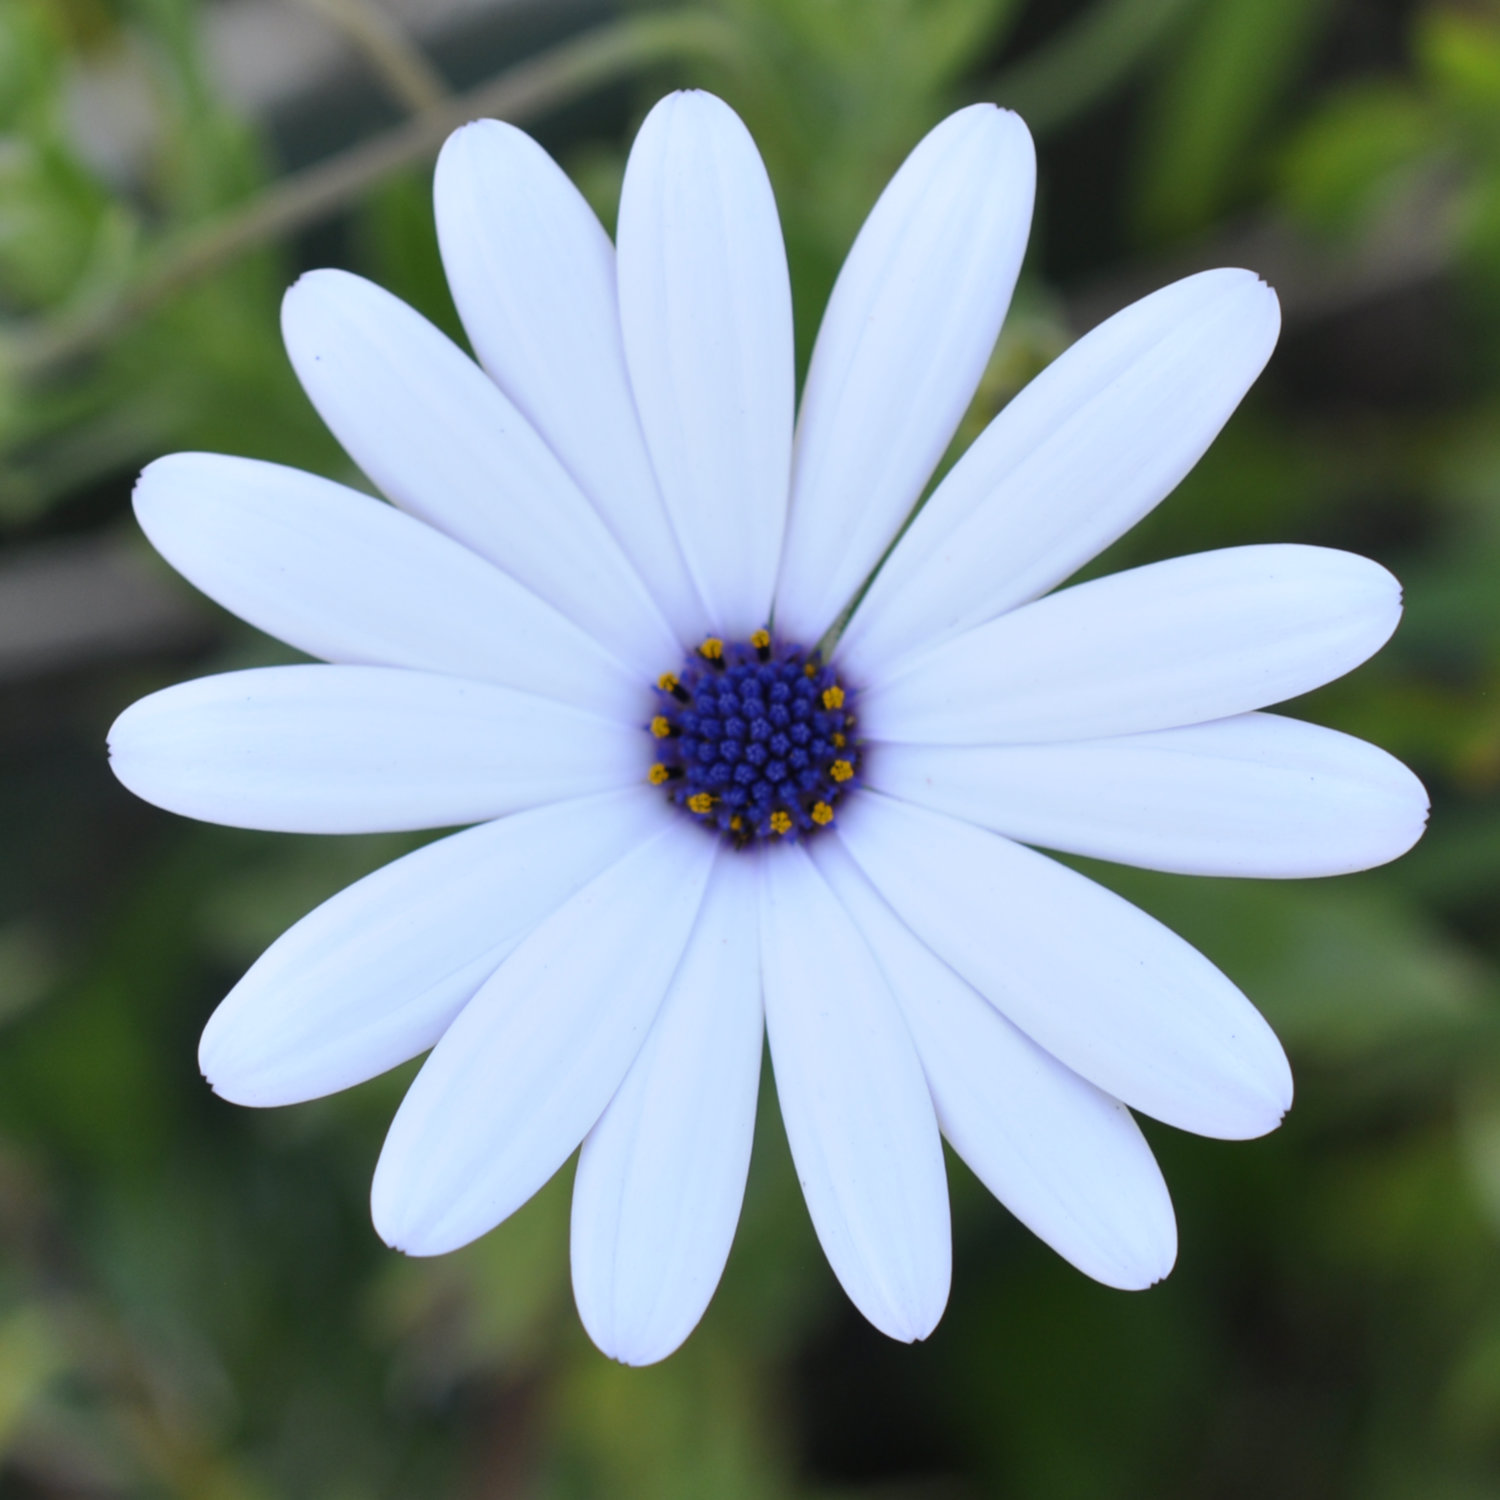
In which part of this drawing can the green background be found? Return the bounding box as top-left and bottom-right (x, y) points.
(2, 0), (1498, 1493)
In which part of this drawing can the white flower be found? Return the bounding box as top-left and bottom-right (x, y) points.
(108, 91), (1427, 1365)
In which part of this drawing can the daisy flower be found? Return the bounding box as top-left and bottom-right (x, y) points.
(108, 91), (1427, 1365)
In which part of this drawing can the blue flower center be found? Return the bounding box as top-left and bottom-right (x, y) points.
(647, 633), (860, 847)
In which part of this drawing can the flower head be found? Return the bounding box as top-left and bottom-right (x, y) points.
(108, 92), (1427, 1364)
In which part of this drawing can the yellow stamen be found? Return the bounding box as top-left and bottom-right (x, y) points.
(811, 801), (834, 826)
(822, 685), (845, 710)
(804, 662), (816, 677)
(687, 792), (716, 815)
(650, 715), (672, 738)
(699, 637), (724, 662)
(831, 732), (846, 748)
(830, 759), (854, 783)
(730, 815), (743, 832)
(769, 810), (793, 835)
(658, 672), (679, 693)
(648, 763), (670, 786)
(750, 628), (771, 650)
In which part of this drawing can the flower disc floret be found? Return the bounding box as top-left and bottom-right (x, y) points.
(649, 634), (859, 846)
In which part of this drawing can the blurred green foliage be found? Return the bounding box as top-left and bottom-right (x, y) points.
(0, 0), (1499, 1494)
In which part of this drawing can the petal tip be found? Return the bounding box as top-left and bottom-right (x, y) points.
(1139, 1220), (1180, 1290)
(133, 450), (183, 493)
(371, 1159), (484, 1259)
(369, 1186), (415, 1255)
(202, 1069), (255, 1108)
(280, 268), (318, 310)
(892, 1302), (946, 1345)
(1228, 1075), (1294, 1142)
(441, 116), (491, 150)
(199, 1024), (296, 1109)
(865, 1275), (950, 1345)
(131, 450), (217, 532)
(939, 98), (1036, 171)
(642, 86), (746, 142)
(200, 1049), (282, 1109)
(599, 1327), (685, 1369)
(103, 704), (140, 773)
(281, 266), (365, 331)
(436, 114), (529, 176)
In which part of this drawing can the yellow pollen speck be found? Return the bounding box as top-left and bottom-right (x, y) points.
(700, 637), (724, 661)
(822, 685), (845, 709)
(658, 672), (679, 693)
(804, 663), (816, 677)
(831, 732), (846, 748)
(811, 802), (834, 826)
(750, 629), (771, 650)
(830, 759), (854, 783)
(770, 810), (793, 835)
(687, 792), (716, 814)
(648, 763), (670, 786)
(730, 815), (743, 831)
(650, 715), (672, 738)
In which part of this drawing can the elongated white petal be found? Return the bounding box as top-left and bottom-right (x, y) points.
(841, 270), (1280, 674)
(775, 105), (1035, 643)
(372, 821), (717, 1256)
(838, 793), (1292, 1139)
(202, 789), (669, 1106)
(135, 452), (643, 720)
(108, 665), (642, 833)
(571, 854), (762, 1366)
(434, 121), (705, 640)
(812, 837), (1176, 1290)
(281, 269), (679, 674)
(860, 545), (1401, 746)
(617, 91), (794, 637)
(759, 845), (950, 1341)
(869, 713), (1429, 878)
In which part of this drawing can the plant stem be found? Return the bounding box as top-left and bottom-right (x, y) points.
(4, 10), (733, 383)
(294, 0), (450, 114)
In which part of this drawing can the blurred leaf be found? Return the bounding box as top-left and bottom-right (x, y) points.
(373, 1166), (576, 1387)
(1420, 6), (1500, 128)
(993, 0), (1200, 136)
(0, 1305), (65, 1453)
(1088, 866), (1483, 1066)
(1457, 1081), (1500, 1240)
(353, 170), (463, 345)
(1135, 0), (1334, 239)
(0, 922), (57, 1028)
(550, 1330), (790, 1500)
(1276, 84), (1444, 238)
(197, 833), (419, 971)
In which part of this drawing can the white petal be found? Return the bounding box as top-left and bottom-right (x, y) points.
(616, 91), (794, 637)
(837, 793), (1292, 1139)
(108, 665), (642, 833)
(774, 105), (1036, 643)
(371, 820), (717, 1256)
(859, 545), (1402, 746)
(841, 269), (1281, 675)
(433, 121), (705, 640)
(571, 853), (762, 1365)
(135, 452), (643, 720)
(201, 789), (669, 1106)
(868, 713), (1429, 878)
(811, 835), (1176, 1290)
(281, 269), (679, 675)
(759, 845), (950, 1341)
